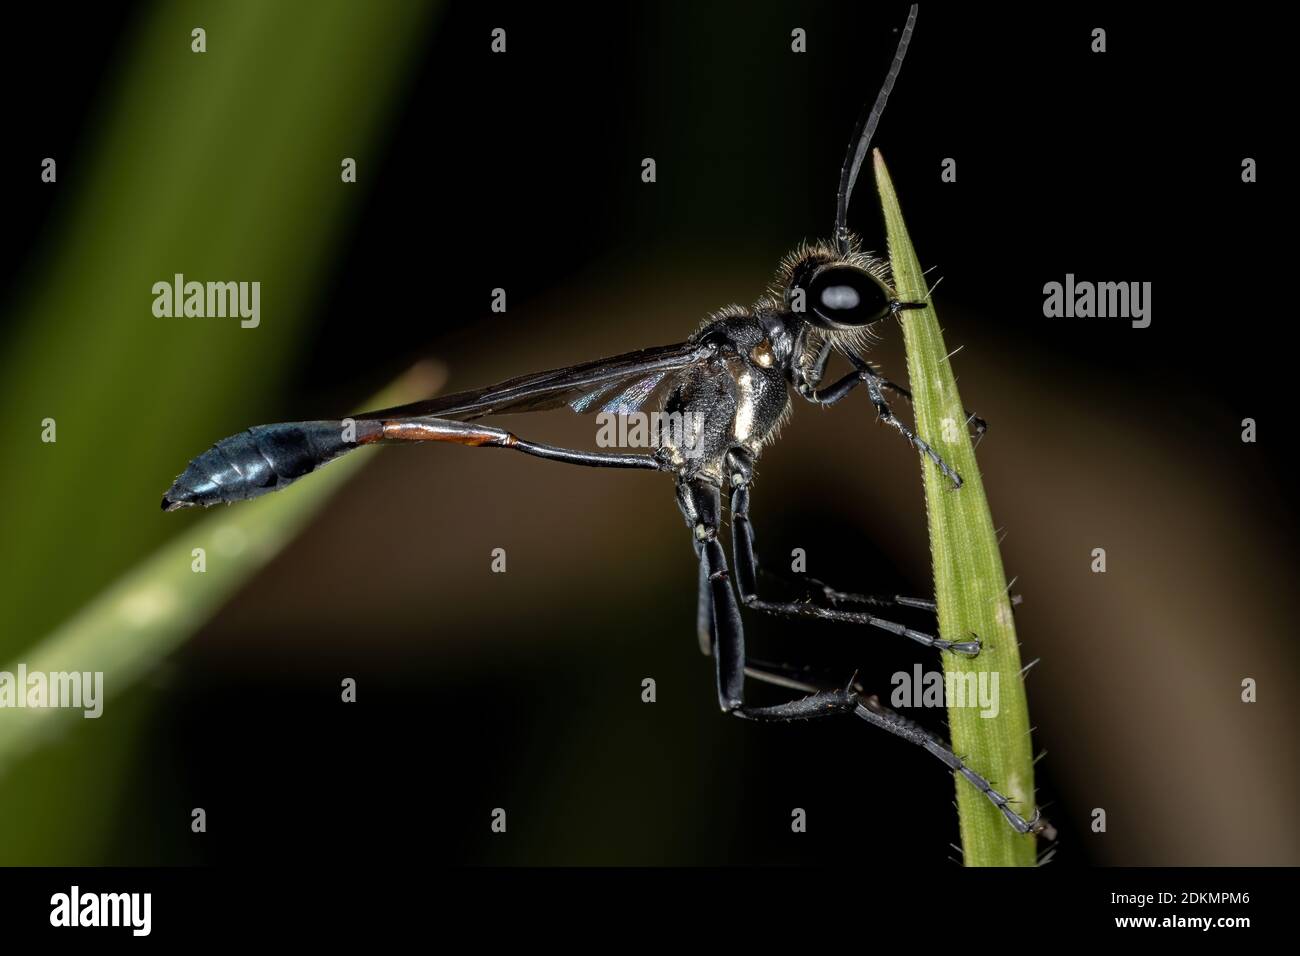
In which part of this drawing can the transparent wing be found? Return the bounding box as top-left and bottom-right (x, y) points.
(356, 341), (711, 422)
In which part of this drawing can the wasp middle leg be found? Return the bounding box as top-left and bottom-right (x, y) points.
(723, 449), (980, 656)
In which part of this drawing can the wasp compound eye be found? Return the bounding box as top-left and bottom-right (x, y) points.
(806, 266), (892, 330)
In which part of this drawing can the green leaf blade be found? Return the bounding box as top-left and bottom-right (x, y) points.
(873, 150), (1038, 867)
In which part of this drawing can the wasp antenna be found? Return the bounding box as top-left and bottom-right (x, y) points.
(834, 3), (918, 255)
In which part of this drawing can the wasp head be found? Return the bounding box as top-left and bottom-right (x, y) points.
(774, 238), (903, 333)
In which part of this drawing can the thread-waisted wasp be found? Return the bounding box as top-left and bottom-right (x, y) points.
(163, 5), (1048, 837)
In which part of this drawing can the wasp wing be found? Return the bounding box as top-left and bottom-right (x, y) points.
(357, 341), (711, 422)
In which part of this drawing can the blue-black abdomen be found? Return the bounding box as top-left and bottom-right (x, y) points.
(162, 421), (359, 510)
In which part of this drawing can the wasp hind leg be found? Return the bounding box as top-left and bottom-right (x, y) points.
(676, 476), (861, 719)
(679, 474), (1047, 836)
(680, 493), (1046, 835)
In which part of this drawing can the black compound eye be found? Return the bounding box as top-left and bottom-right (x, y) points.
(806, 266), (891, 329)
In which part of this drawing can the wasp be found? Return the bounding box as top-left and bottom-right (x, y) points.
(164, 5), (1047, 836)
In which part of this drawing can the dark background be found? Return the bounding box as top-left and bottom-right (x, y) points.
(1, 2), (1292, 866)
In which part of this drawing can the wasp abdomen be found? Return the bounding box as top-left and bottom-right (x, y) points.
(161, 421), (365, 510)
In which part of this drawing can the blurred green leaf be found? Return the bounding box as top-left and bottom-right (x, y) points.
(0, 0), (437, 863)
(0, 363), (441, 777)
